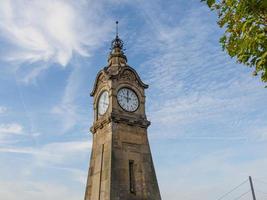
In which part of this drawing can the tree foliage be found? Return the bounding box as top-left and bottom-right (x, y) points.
(202, 0), (267, 83)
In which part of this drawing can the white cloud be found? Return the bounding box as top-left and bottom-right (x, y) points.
(158, 148), (267, 200)
(0, 106), (7, 114)
(127, 3), (267, 141)
(0, 123), (23, 134)
(0, 0), (84, 65)
(52, 103), (78, 133)
(0, 180), (82, 200)
(0, 0), (112, 82)
(36, 140), (91, 165)
(0, 140), (91, 165)
(0, 1), (266, 200)
(51, 63), (88, 133)
(0, 139), (91, 199)
(251, 126), (267, 142)
(0, 123), (24, 144)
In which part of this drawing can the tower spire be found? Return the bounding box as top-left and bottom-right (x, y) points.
(116, 21), (119, 38)
(108, 21), (127, 66)
(111, 21), (124, 50)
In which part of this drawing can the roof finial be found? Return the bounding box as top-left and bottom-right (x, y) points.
(108, 20), (127, 63)
(111, 21), (124, 50)
(116, 21), (119, 37)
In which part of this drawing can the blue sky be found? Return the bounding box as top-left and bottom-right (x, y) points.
(0, 0), (267, 199)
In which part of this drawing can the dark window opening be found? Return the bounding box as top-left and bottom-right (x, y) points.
(129, 160), (135, 194)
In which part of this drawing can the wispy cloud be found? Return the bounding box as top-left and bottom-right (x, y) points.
(0, 0), (86, 65)
(251, 126), (267, 142)
(35, 140), (91, 166)
(51, 62), (90, 133)
(0, 139), (91, 165)
(0, 122), (24, 144)
(127, 3), (267, 141)
(158, 147), (267, 200)
(0, 123), (23, 134)
(0, 1), (266, 200)
(0, 0), (112, 82)
(0, 180), (82, 200)
(0, 139), (91, 199)
(0, 106), (7, 114)
(0, 141), (90, 199)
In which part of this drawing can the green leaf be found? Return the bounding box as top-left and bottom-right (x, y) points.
(202, 0), (267, 83)
(207, 0), (215, 7)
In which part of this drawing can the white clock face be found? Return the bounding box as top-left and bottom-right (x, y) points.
(98, 91), (109, 115)
(117, 88), (139, 112)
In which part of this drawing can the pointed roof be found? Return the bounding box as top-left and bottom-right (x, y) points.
(107, 21), (127, 66)
(90, 22), (149, 97)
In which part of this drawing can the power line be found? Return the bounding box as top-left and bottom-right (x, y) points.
(256, 189), (267, 195)
(232, 190), (250, 200)
(216, 179), (249, 200)
(254, 178), (267, 185)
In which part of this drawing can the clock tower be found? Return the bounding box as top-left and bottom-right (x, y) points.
(84, 23), (161, 200)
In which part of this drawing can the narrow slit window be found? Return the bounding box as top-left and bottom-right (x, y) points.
(129, 160), (135, 194)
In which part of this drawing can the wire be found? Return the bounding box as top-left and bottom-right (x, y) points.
(232, 190), (250, 200)
(256, 189), (267, 195)
(216, 179), (249, 200)
(254, 178), (267, 185)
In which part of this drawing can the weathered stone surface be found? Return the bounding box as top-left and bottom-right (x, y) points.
(84, 39), (161, 200)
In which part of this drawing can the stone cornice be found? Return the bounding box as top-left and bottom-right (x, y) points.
(90, 116), (111, 134)
(110, 112), (150, 128)
(90, 112), (150, 134)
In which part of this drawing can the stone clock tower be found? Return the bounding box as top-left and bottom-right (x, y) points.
(84, 25), (161, 200)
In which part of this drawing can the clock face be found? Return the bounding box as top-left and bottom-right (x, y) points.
(98, 91), (109, 115)
(117, 88), (139, 112)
